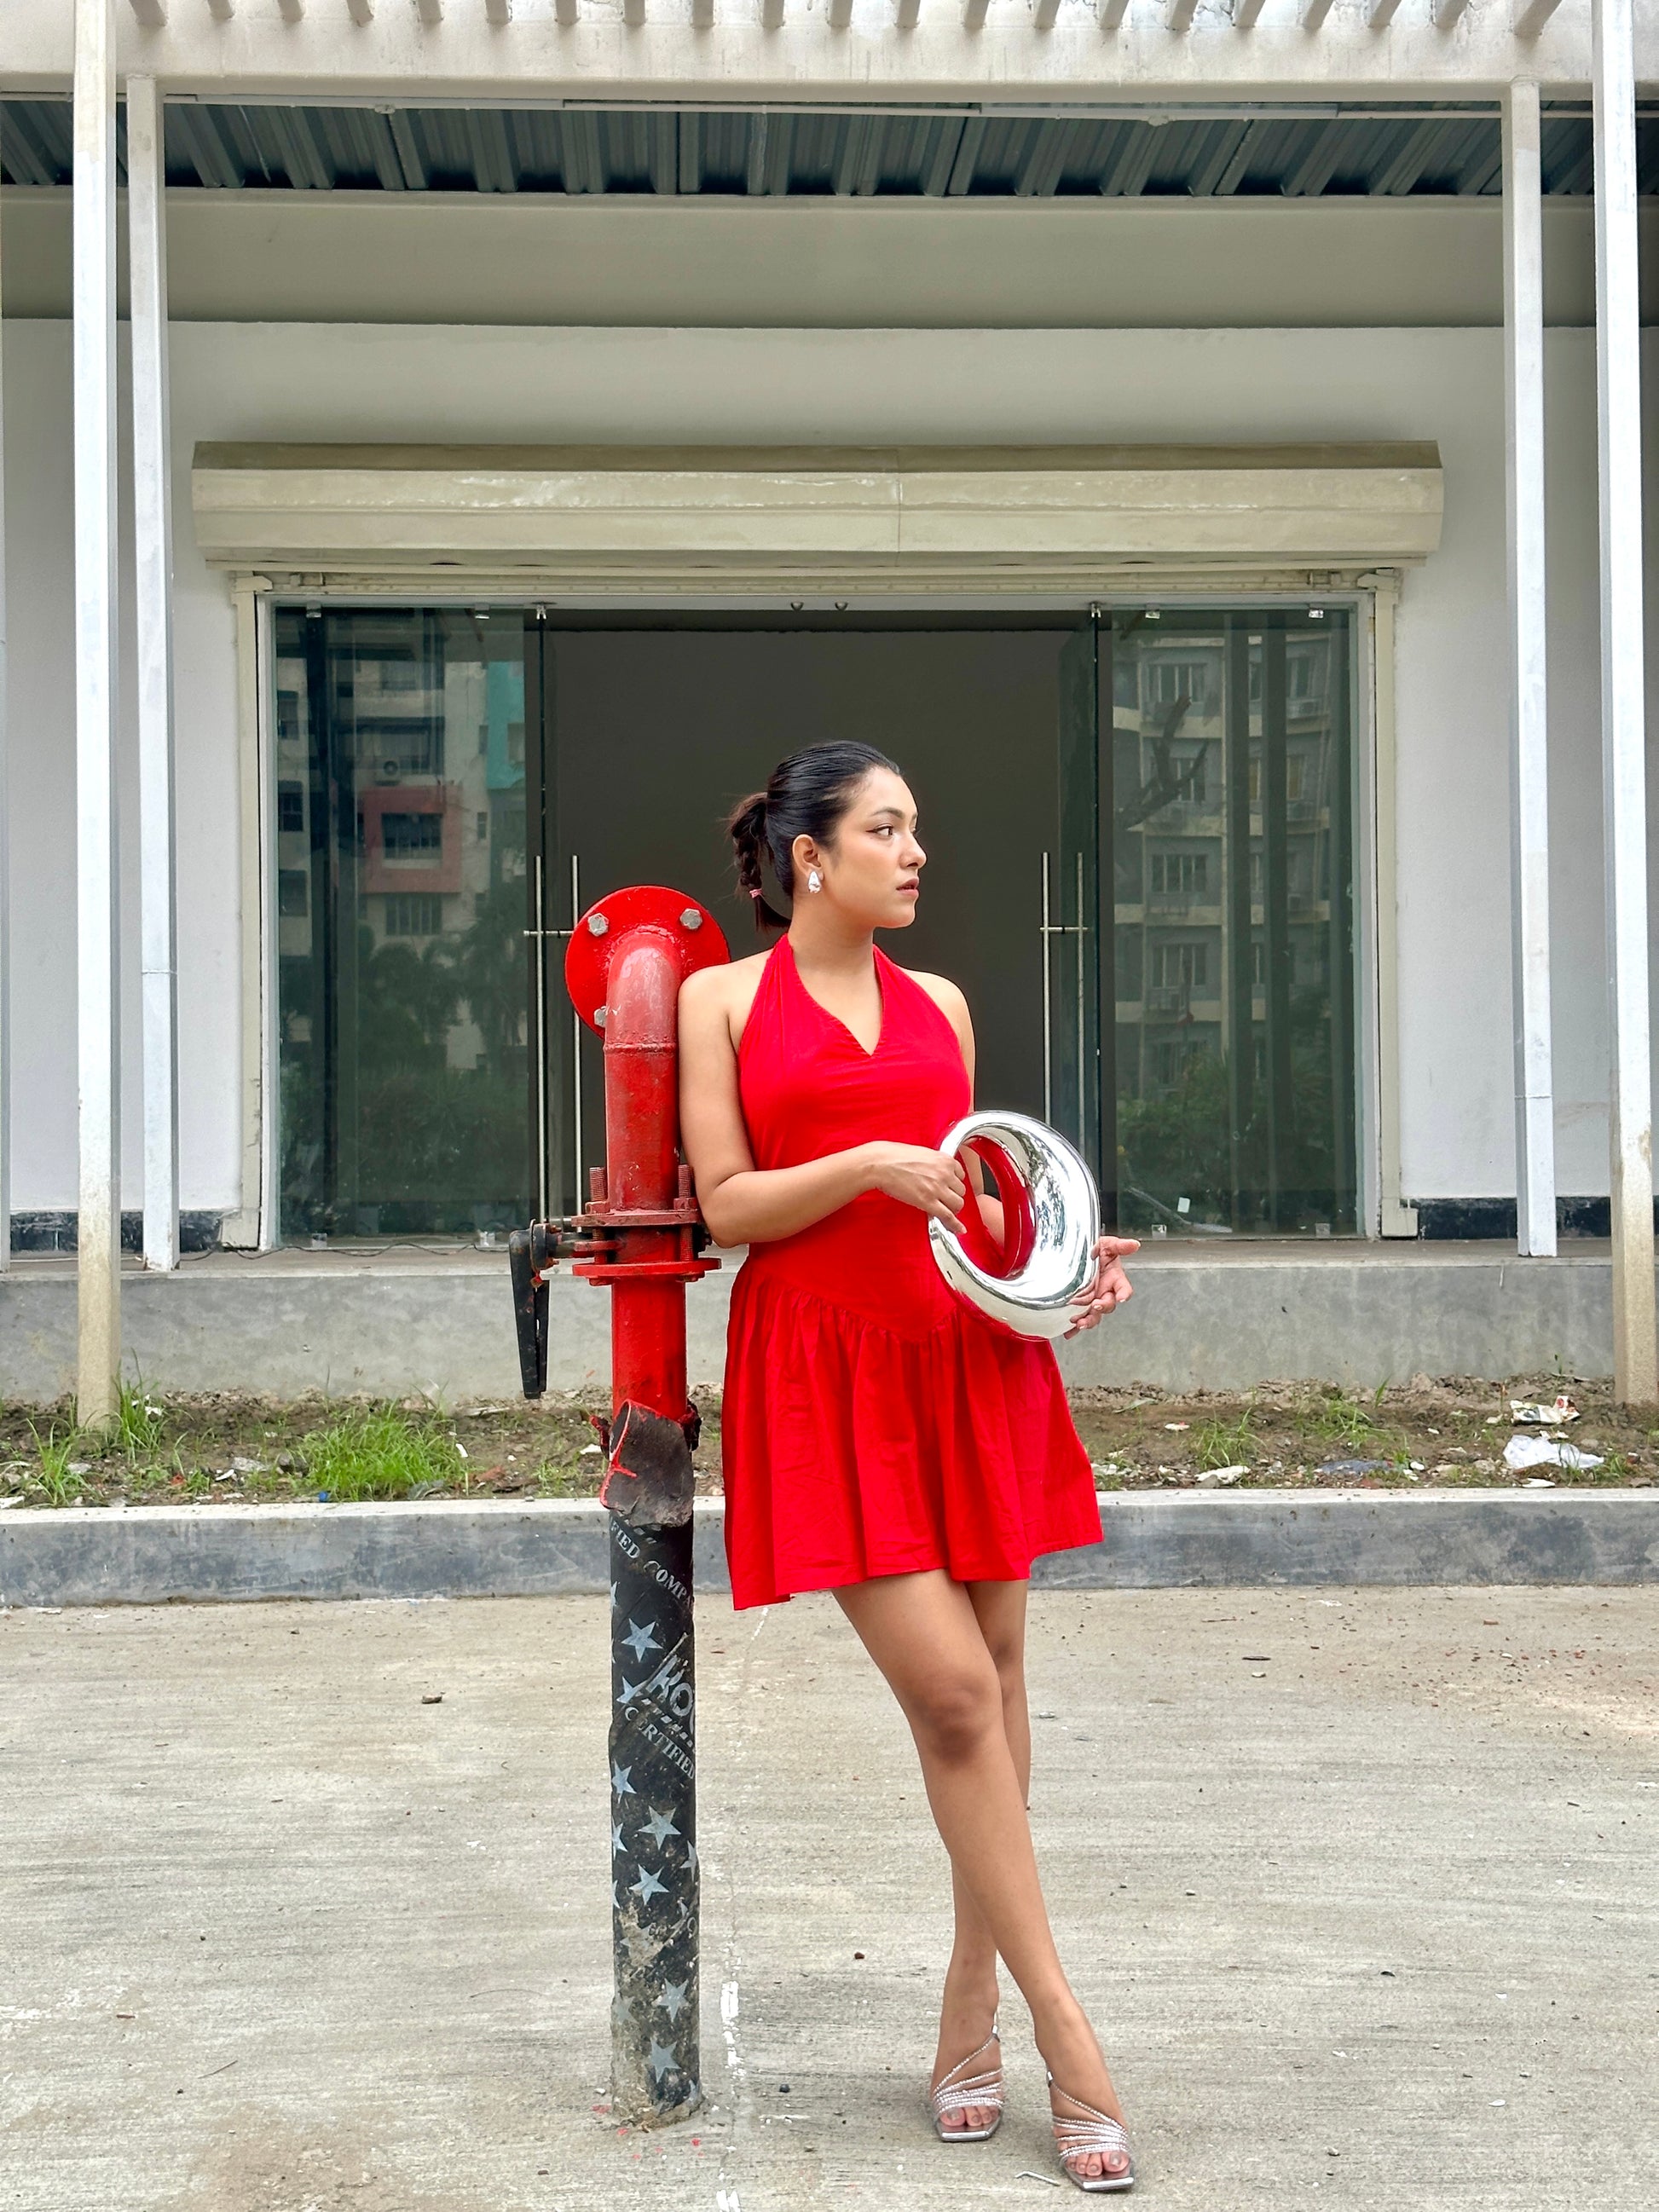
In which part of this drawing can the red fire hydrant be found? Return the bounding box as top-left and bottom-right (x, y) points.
(509, 885), (729, 2128)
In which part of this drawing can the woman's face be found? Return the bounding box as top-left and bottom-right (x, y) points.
(795, 767), (926, 930)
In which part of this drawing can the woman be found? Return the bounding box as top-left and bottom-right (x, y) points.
(678, 742), (1141, 2192)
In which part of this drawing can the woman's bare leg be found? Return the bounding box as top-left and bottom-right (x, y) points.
(930, 1581), (1032, 2133)
(834, 1568), (1129, 2181)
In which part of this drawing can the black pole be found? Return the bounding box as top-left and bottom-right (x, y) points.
(608, 1514), (700, 2124)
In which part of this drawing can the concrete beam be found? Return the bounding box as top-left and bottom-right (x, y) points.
(0, 0), (1623, 102)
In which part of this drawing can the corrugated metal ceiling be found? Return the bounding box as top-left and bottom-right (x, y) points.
(3, 98), (1656, 199)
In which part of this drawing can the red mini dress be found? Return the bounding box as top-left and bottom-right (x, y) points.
(720, 935), (1103, 1610)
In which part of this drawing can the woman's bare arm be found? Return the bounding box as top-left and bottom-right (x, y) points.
(911, 970), (1004, 1243)
(678, 964), (967, 1247)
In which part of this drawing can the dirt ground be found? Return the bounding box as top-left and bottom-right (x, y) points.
(2, 1374), (1654, 1509)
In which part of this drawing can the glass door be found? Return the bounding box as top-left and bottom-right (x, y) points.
(1055, 604), (1359, 1238)
(273, 605), (535, 1241)
(1046, 615), (1113, 1218)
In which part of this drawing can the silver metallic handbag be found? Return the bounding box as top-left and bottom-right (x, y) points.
(928, 1111), (1101, 1343)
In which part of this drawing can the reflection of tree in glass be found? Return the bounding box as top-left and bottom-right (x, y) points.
(1119, 985), (1344, 1233)
(356, 927), (455, 1071)
(277, 898), (531, 1235)
(1116, 698), (1198, 835)
(442, 873), (528, 1075)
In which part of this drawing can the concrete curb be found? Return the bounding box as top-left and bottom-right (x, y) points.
(3, 1490), (1656, 1608)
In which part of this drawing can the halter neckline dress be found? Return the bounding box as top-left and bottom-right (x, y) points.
(720, 934), (1102, 1610)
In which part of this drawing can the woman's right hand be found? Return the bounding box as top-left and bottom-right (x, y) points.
(862, 1142), (968, 1231)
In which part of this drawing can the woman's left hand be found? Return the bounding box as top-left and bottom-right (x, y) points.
(1066, 1235), (1141, 1336)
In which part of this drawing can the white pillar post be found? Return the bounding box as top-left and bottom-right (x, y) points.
(127, 76), (179, 1273)
(74, 0), (122, 1426)
(1593, 0), (1657, 1402)
(0, 124), (12, 1276)
(1502, 81), (1557, 1258)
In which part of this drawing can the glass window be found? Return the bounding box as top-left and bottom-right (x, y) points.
(273, 606), (531, 1242)
(1108, 609), (1356, 1236)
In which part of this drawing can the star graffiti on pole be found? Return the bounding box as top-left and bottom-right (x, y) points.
(611, 1821), (626, 1856)
(630, 1863), (668, 1904)
(621, 1617), (662, 1662)
(646, 2037), (679, 2083)
(611, 1762), (636, 1797)
(656, 1979), (691, 2023)
(642, 1805), (680, 1847)
(616, 1676), (643, 1707)
(685, 1839), (699, 1875)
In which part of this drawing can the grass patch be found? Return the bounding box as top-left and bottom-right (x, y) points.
(113, 1377), (167, 1464)
(1569, 1449), (1636, 1487)
(27, 1421), (88, 1508)
(296, 1405), (465, 1503)
(1298, 1388), (1383, 1450)
(1194, 1405), (1256, 1471)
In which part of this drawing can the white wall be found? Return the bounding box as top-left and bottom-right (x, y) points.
(3, 189), (1648, 332)
(1, 318), (1648, 1218)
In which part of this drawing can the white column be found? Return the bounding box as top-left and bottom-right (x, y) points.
(0, 124), (11, 1274)
(1593, 0), (1657, 1402)
(74, 0), (122, 1426)
(127, 76), (179, 1273)
(1502, 82), (1557, 1258)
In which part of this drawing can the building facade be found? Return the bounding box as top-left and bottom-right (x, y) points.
(1, 2), (1656, 1406)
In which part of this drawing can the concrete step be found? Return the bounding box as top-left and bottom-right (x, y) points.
(0, 1239), (1641, 1400)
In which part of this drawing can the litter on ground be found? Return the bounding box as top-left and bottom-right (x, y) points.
(1502, 1434), (1604, 1474)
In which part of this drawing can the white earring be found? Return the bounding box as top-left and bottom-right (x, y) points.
(806, 869), (823, 894)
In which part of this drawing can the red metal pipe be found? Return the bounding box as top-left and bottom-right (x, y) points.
(604, 928), (683, 1219)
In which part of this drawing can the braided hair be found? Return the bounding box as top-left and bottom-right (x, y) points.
(726, 742), (901, 933)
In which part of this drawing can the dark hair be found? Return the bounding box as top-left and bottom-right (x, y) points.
(727, 742), (901, 932)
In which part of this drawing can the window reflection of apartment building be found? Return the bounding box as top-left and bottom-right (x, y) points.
(1115, 628), (1338, 1101)
(272, 617), (526, 1078)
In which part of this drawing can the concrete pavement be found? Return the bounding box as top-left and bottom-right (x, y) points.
(2, 1587), (1655, 2210)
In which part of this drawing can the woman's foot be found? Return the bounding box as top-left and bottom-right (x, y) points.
(1038, 2011), (1131, 2186)
(930, 1975), (1003, 2136)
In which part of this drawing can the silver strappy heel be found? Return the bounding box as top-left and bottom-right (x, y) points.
(1047, 2071), (1135, 2192)
(928, 2019), (1004, 2143)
